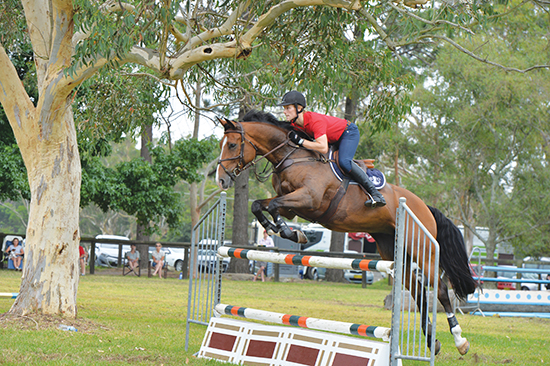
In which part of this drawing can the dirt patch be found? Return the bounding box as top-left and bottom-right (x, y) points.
(222, 273), (255, 281)
(0, 312), (109, 333)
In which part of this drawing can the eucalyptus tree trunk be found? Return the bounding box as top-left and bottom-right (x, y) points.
(227, 169), (251, 273)
(137, 125), (153, 268)
(325, 94), (358, 282)
(227, 104), (251, 274)
(0, 3), (82, 317)
(325, 231), (346, 282)
(10, 107), (82, 316)
(189, 78), (202, 229)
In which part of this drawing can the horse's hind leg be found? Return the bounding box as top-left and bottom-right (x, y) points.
(407, 266), (441, 355)
(438, 278), (470, 355)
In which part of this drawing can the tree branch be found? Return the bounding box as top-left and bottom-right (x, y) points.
(357, 8), (397, 52)
(180, 1), (251, 53)
(432, 35), (550, 73)
(0, 45), (36, 135)
(170, 0), (360, 78)
(240, 0), (360, 46)
(387, 2), (475, 35)
(0, 201), (28, 230)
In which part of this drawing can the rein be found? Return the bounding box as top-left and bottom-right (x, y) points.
(218, 122), (296, 182)
(218, 121), (331, 182)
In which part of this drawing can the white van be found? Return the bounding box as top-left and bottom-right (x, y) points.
(301, 223), (333, 252)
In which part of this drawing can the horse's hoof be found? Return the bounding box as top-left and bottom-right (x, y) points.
(295, 230), (308, 244)
(457, 339), (469, 355)
(435, 339), (441, 355)
(429, 339), (442, 355)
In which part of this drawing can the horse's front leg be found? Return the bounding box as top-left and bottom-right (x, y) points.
(251, 198), (278, 234)
(266, 190), (316, 244)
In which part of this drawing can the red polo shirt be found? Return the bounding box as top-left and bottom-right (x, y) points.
(292, 112), (348, 143)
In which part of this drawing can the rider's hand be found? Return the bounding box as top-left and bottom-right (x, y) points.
(289, 131), (304, 146)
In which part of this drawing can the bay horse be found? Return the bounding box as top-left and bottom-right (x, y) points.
(216, 110), (477, 356)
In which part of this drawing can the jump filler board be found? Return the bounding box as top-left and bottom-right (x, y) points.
(198, 317), (399, 366)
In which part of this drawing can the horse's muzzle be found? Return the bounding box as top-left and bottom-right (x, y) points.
(218, 177), (233, 190)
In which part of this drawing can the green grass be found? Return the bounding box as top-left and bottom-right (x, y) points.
(1, 270), (549, 365)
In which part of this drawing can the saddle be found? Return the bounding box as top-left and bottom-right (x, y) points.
(328, 147), (386, 190)
(313, 147), (386, 224)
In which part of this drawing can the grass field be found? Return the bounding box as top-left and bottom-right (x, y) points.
(1, 269), (549, 365)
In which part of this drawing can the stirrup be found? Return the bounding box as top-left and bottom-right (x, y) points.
(364, 194), (386, 208)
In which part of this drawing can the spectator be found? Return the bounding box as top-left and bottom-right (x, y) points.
(151, 242), (165, 278)
(258, 230), (275, 248)
(6, 238), (24, 271)
(125, 244), (140, 274)
(79, 245), (88, 276)
(253, 231), (274, 282)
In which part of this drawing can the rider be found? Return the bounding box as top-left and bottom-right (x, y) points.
(277, 90), (386, 208)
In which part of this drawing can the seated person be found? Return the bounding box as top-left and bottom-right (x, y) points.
(79, 245), (88, 276)
(6, 238), (24, 271)
(151, 243), (165, 278)
(125, 244), (140, 273)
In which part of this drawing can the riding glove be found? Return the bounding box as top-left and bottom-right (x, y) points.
(289, 131), (304, 146)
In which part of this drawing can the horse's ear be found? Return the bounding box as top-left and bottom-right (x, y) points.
(218, 117), (238, 131)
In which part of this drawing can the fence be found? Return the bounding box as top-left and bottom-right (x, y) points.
(188, 197), (439, 366)
(185, 192), (227, 351)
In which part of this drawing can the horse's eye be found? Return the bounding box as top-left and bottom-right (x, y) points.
(228, 143), (237, 150)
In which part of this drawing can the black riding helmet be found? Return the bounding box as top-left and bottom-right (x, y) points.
(277, 91), (306, 123)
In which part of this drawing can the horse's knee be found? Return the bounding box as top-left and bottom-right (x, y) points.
(266, 199), (281, 216)
(251, 200), (263, 215)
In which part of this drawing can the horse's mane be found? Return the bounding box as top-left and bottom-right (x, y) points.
(241, 110), (292, 131)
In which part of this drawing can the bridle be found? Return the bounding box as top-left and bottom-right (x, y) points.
(218, 121), (296, 182)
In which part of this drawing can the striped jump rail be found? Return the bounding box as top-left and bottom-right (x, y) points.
(214, 303), (391, 341)
(0, 293), (18, 299)
(217, 247), (394, 274)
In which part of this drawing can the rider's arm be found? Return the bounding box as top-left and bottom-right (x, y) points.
(302, 134), (328, 154)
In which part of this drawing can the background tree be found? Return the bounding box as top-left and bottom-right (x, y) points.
(399, 2), (550, 262)
(2, 0), (548, 317)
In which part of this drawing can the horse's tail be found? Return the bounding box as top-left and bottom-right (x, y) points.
(428, 206), (477, 300)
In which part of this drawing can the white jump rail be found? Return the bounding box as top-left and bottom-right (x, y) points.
(214, 303), (391, 341)
(217, 246), (394, 274)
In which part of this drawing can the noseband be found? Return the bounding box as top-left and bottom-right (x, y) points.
(218, 122), (259, 181)
(218, 121), (294, 181)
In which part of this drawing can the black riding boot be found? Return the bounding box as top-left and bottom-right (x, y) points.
(348, 162), (386, 208)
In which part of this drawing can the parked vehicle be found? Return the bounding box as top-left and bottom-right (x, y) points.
(164, 247), (186, 271)
(91, 235), (130, 267)
(496, 266), (516, 290)
(304, 250), (374, 284)
(193, 248), (229, 273)
(521, 257), (550, 291)
(301, 223), (333, 252)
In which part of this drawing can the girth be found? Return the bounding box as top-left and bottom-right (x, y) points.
(313, 178), (350, 225)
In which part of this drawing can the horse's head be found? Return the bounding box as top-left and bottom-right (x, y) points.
(216, 117), (259, 189)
